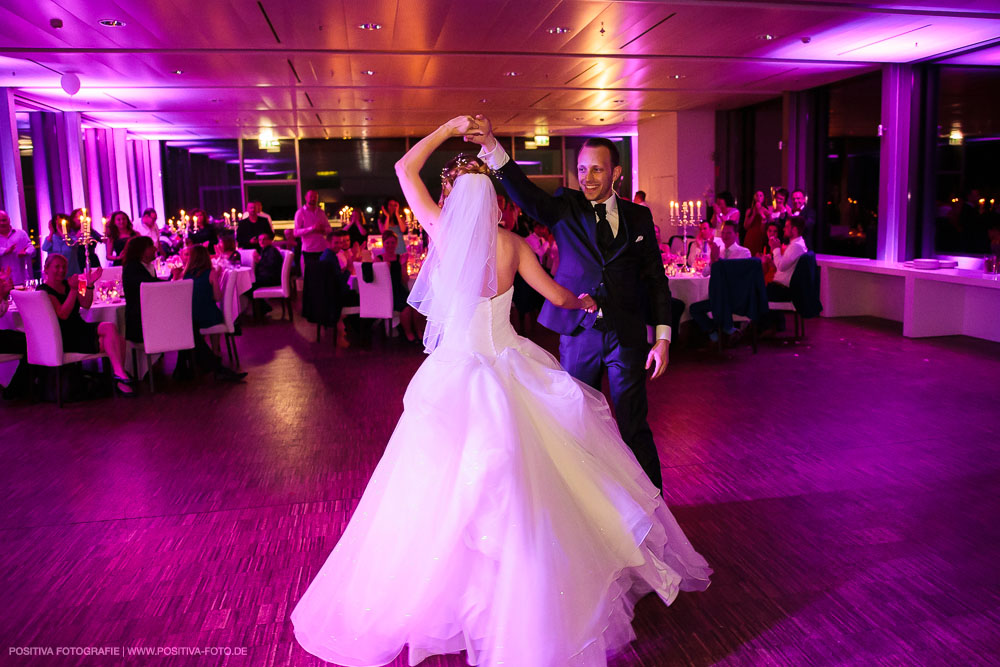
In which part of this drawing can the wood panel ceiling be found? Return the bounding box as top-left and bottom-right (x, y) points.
(1, 0), (998, 139)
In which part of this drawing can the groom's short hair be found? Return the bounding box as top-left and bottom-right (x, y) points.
(582, 138), (620, 168)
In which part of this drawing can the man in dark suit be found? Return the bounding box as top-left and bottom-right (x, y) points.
(471, 116), (673, 492)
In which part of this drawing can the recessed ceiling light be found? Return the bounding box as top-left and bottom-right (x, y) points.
(757, 33), (777, 41)
(362, 98), (374, 103)
(479, 98), (488, 103)
(573, 117), (585, 121)
(358, 23), (382, 30)
(547, 27), (571, 34)
(98, 19), (126, 27)
(504, 71), (520, 77)
(612, 99), (625, 104)
(361, 70), (376, 76)
(364, 116), (372, 121)
(172, 70), (183, 75)
(669, 74), (686, 80)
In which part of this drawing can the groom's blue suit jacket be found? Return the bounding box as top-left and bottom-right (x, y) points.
(497, 159), (672, 348)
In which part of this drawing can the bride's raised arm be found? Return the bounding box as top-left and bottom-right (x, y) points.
(394, 116), (482, 241)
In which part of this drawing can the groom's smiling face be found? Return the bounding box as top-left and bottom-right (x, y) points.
(577, 145), (622, 203)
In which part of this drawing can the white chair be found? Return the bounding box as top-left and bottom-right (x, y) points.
(357, 262), (399, 336)
(238, 248), (256, 268)
(200, 271), (241, 368)
(253, 249), (294, 321)
(12, 290), (109, 407)
(132, 281), (195, 393)
(99, 265), (123, 283)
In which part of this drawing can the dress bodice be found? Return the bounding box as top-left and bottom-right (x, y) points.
(438, 287), (519, 357)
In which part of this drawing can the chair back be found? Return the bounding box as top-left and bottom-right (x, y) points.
(708, 258), (769, 330)
(140, 281), (195, 354)
(789, 252), (823, 318)
(11, 290), (64, 366)
(358, 261), (394, 319)
(238, 249), (256, 268)
(217, 269), (240, 333)
(279, 249), (294, 297)
(100, 265), (123, 283)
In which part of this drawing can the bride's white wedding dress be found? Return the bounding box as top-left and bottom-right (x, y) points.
(291, 284), (712, 667)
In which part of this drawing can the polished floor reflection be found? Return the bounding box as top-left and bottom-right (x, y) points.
(0, 316), (997, 666)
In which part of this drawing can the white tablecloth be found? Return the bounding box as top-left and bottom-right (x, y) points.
(1, 298), (124, 331)
(669, 273), (709, 322)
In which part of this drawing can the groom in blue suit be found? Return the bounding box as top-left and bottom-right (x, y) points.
(471, 117), (673, 492)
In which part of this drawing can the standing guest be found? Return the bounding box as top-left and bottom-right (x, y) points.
(742, 190), (768, 255)
(42, 214), (73, 269)
(379, 222), (421, 345)
(789, 189), (815, 246)
(633, 190), (648, 206)
(252, 233), (284, 291)
(121, 236), (162, 345)
(343, 209), (369, 247)
(172, 245), (247, 382)
(137, 208), (163, 252)
(770, 187), (790, 223)
(711, 191), (740, 233)
(762, 217), (808, 332)
(38, 254), (133, 394)
(0, 268), (29, 399)
(761, 221), (782, 283)
(686, 220), (724, 266)
(63, 208), (102, 276)
(105, 210), (138, 266)
(236, 201), (274, 249)
(294, 190), (331, 274)
(0, 210), (36, 285)
(378, 198), (407, 238)
(525, 220), (551, 264)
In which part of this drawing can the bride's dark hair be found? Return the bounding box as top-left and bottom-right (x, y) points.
(440, 154), (490, 191)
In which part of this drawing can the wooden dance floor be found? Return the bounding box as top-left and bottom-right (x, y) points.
(1, 316), (998, 665)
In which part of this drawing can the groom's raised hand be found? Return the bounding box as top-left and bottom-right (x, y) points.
(465, 115), (497, 152)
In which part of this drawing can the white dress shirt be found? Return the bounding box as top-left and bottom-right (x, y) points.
(703, 241), (752, 276)
(294, 206), (331, 254)
(479, 141), (670, 343)
(0, 227), (36, 285)
(773, 236), (808, 287)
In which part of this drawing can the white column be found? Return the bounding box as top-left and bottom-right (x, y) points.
(0, 89), (27, 230)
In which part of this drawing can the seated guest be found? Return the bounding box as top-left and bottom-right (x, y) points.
(761, 221), (782, 283)
(688, 221), (753, 343)
(320, 230), (354, 274)
(686, 221), (724, 266)
(65, 208), (102, 275)
(172, 245), (246, 382)
(236, 201), (274, 249)
(0, 210), (36, 285)
(702, 221), (751, 275)
(378, 231), (423, 343)
(215, 232), (242, 265)
(633, 190), (648, 206)
(762, 217), (808, 332)
(137, 208), (162, 250)
(187, 208), (218, 251)
(42, 214), (73, 269)
(38, 254), (133, 394)
(0, 268), (29, 399)
(252, 234), (284, 290)
(122, 236), (163, 345)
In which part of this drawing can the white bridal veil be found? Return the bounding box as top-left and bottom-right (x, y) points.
(407, 172), (499, 352)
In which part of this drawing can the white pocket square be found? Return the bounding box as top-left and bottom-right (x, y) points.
(635, 235), (643, 242)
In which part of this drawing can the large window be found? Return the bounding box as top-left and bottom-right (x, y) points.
(931, 66), (1000, 255)
(161, 140), (241, 220)
(819, 72), (881, 258)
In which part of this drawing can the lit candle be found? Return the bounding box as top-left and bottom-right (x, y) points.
(61, 218), (68, 238)
(696, 200), (701, 220)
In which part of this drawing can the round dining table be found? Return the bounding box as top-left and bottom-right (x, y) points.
(668, 272), (709, 322)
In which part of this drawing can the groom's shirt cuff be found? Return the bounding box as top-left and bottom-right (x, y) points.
(655, 325), (671, 343)
(478, 141), (509, 170)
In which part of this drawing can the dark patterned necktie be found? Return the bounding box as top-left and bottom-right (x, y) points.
(594, 203), (613, 255)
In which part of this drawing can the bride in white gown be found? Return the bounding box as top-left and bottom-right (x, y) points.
(291, 117), (711, 667)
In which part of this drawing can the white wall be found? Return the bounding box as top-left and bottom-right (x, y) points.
(637, 111), (715, 235)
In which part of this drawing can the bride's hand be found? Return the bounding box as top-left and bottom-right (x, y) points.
(578, 293), (597, 313)
(444, 116), (481, 138)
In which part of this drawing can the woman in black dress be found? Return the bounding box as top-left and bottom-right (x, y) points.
(39, 254), (133, 393)
(121, 236), (162, 344)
